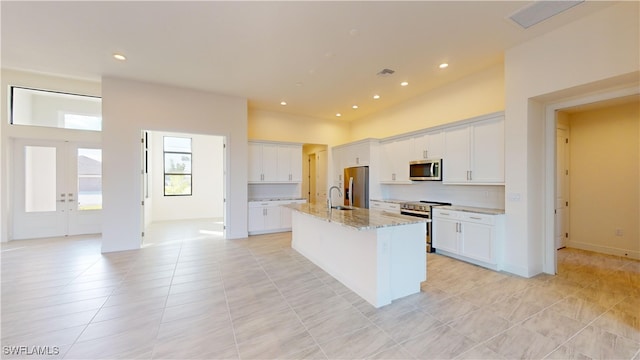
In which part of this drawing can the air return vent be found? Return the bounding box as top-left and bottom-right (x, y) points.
(508, 1), (584, 29)
(377, 68), (395, 77)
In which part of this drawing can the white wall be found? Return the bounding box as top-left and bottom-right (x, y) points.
(0, 69), (102, 242)
(504, 2), (639, 276)
(101, 77), (247, 252)
(150, 131), (224, 222)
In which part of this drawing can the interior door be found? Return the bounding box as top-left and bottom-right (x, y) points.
(555, 128), (569, 249)
(12, 139), (102, 240)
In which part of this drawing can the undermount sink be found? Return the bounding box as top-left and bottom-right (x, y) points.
(331, 206), (354, 210)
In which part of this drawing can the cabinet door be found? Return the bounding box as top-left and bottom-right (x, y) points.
(276, 146), (292, 182)
(413, 134), (428, 160)
(460, 221), (494, 264)
(290, 146), (303, 182)
(379, 141), (397, 182)
(394, 138), (413, 182)
(261, 144), (278, 182)
(248, 206), (265, 231)
(248, 143), (263, 182)
(443, 125), (470, 183)
(425, 131), (444, 159)
(264, 206), (281, 230)
(471, 117), (504, 183)
(433, 217), (459, 253)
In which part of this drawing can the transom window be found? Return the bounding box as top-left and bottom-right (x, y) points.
(164, 136), (192, 196)
(10, 87), (102, 131)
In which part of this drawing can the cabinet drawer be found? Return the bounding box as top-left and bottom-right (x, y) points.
(461, 212), (494, 225)
(432, 209), (461, 219)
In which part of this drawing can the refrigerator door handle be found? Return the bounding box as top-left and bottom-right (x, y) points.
(349, 177), (354, 207)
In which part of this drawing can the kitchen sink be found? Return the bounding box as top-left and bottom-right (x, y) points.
(331, 206), (354, 210)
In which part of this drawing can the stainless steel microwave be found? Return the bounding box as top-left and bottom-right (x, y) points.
(409, 159), (442, 181)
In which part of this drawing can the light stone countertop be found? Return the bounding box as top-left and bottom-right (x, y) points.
(285, 203), (429, 231)
(248, 198), (306, 202)
(439, 205), (505, 215)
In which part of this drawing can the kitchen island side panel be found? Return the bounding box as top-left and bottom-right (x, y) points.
(291, 211), (425, 307)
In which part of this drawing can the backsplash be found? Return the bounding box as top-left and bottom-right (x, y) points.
(248, 183), (302, 200)
(380, 182), (505, 209)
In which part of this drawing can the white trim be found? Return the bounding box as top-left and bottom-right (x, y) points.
(567, 241), (640, 260)
(543, 86), (639, 275)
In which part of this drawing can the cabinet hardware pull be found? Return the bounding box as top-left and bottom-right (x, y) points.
(470, 216), (482, 220)
(441, 212), (450, 216)
(469, 171), (472, 180)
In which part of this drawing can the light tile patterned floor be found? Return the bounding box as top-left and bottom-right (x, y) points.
(1, 223), (639, 359)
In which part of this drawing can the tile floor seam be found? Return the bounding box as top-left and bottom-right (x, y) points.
(244, 246), (332, 360)
(221, 247), (264, 360)
(148, 239), (187, 360)
(35, 250), (126, 360)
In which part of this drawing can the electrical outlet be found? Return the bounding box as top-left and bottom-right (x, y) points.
(615, 229), (624, 236)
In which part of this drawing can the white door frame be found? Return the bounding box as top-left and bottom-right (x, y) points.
(543, 86), (639, 274)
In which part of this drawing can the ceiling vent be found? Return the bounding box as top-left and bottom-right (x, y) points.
(377, 68), (395, 77)
(508, 1), (584, 29)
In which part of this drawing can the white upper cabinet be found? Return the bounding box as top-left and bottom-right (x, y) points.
(380, 137), (412, 183)
(413, 130), (444, 160)
(443, 115), (504, 184)
(277, 144), (303, 182)
(342, 141), (370, 167)
(249, 141), (302, 183)
(471, 117), (504, 183)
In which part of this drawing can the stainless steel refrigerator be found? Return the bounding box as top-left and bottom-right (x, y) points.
(344, 166), (369, 208)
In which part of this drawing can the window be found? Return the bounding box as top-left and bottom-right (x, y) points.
(11, 87), (102, 131)
(164, 136), (192, 196)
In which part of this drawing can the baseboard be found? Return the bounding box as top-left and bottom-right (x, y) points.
(566, 241), (640, 260)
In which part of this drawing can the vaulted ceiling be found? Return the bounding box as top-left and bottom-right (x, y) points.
(1, 1), (614, 121)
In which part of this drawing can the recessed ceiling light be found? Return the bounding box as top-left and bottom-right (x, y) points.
(280, 101), (287, 106)
(439, 63), (449, 69)
(113, 53), (126, 61)
(352, 105), (359, 109)
(336, 113), (342, 117)
(373, 94), (380, 100)
(295, 82), (303, 87)
(400, 81), (409, 87)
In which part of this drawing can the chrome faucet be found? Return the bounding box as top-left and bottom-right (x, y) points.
(328, 186), (342, 209)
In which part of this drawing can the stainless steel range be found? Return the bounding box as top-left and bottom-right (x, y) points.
(400, 200), (451, 253)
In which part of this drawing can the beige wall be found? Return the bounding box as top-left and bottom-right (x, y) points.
(567, 102), (639, 257)
(248, 109), (350, 146)
(349, 63), (505, 140)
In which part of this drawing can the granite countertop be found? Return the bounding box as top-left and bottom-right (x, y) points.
(370, 199), (407, 204)
(285, 203), (429, 231)
(249, 198), (306, 202)
(439, 205), (505, 215)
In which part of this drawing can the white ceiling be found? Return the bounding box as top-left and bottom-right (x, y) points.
(1, 1), (615, 122)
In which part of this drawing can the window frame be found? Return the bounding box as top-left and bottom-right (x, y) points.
(163, 136), (193, 197)
(10, 86), (102, 131)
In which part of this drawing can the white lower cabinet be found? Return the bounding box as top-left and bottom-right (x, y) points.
(248, 200), (306, 235)
(432, 208), (504, 270)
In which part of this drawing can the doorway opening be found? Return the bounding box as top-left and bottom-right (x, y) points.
(141, 130), (226, 246)
(544, 89), (639, 274)
(302, 144), (328, 205)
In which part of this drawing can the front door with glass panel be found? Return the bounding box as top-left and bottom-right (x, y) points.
(13, 139), (102, 239)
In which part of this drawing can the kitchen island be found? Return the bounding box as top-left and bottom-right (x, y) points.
(285, 203), (428, 308)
